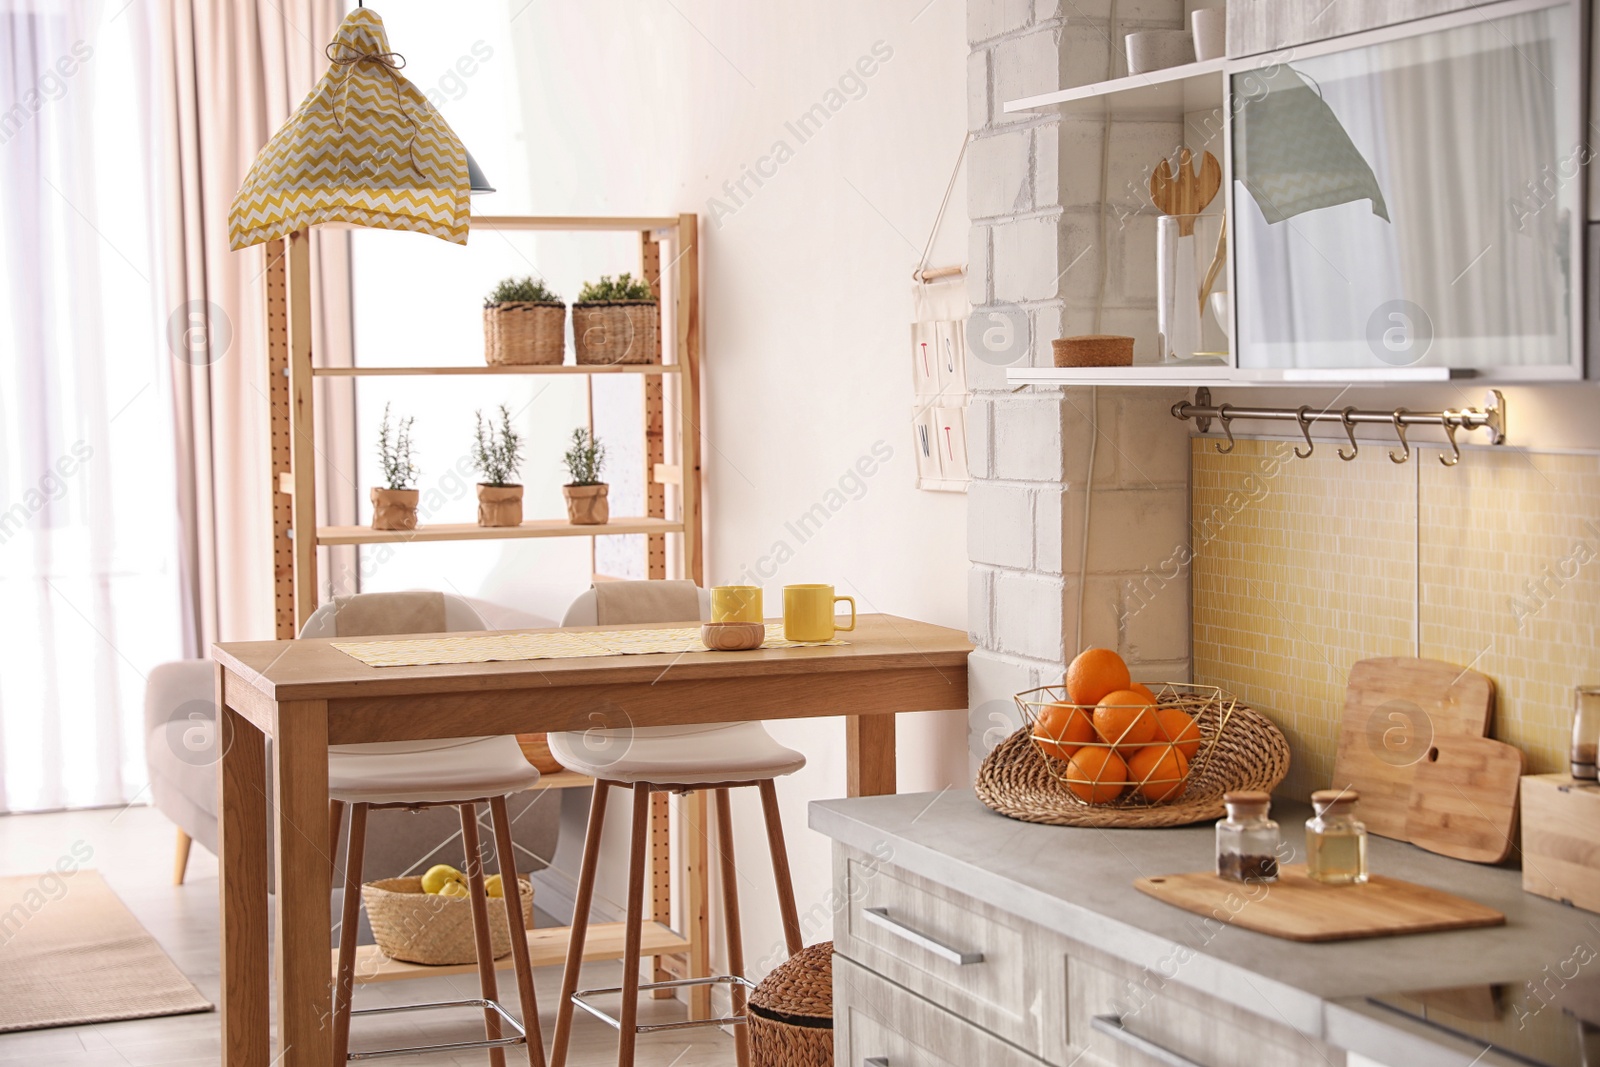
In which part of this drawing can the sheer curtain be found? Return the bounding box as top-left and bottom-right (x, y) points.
(0, 1), (183, 811)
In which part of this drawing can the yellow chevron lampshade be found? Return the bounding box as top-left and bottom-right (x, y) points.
(229, 8), (471, 250)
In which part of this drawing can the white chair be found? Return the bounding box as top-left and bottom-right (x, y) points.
(307, 593), (545, 1065)
(547, 584), (806, 1067)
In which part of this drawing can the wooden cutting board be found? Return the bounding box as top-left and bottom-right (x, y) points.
(1405, 736), (1524, 864)
(1135, 866), (1505, 942)
(1330, 658), (1496, 840)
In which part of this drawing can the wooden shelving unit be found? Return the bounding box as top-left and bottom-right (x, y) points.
(260, 213), (710, 1008)
(264, 213), (704, 634)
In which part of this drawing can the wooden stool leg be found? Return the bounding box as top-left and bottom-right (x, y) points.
(490, 795), (545, 1067)
(172, 828), (192, 886)
(617, 784), (652, 1067)
(333, 802), (367, 1063)
(714, 789), (751, 1067)
(550, 781), (611, 1067)
(461, 803), (507, 1067)
(757, 779), (803, 956)
(328, 799), (345, 883)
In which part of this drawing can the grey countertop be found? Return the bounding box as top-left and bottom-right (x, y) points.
(811, 789), (1599, 1067)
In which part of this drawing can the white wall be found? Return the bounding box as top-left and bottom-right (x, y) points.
(350, 0), (971, 982)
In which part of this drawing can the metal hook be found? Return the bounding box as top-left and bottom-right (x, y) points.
(1214, 405), (1236, 454)
(1337, 407), (1359, 461)
(1440, 419), (1462, 467)
(1293, 405), (1315, 459)
(1388, 410), (1411, 464)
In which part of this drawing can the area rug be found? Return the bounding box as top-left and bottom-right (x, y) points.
(0, 869), (212, 1031)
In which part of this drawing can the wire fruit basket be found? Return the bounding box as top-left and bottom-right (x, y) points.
(975, 683), (1290, 828)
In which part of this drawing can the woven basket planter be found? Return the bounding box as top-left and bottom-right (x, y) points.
(484, 302), (565, 366)
(976, 687), (1290, 828)
(572, 302), (659, 365)
(361, 876), (533, 966)
(748, 941), (833, 1067)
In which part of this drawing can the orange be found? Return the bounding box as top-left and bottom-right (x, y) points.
(1127, 682), (1157, 704)
(1034, 701), (1094, 762)
(1093, 689), (1158, 750)
(1128, 745), (1190, 802)
(1064, 746), (1128, 804)
(1065, 648), (1131, 707)
(1154, 708), (1201, 761)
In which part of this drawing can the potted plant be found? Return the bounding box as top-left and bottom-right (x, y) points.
(372, 403), (420, 531)
(483, 276), (565, 366)
(561, 427), (608, 525)
(572, 272), (659, 366)
(472, 404), (525, 527)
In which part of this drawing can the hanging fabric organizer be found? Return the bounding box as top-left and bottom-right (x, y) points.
(910, 134), (971, 493)
(228, 8), (470, 249)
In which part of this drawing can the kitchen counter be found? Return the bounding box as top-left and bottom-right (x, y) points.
(811, 789), (1598, 1067)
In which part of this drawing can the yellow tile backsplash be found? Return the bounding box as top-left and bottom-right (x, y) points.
(1192, 439), (1600, 799)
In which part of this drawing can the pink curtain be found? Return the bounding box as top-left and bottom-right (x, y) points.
(138, 0), (357, 653)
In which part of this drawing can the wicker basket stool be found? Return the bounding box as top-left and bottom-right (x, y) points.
(748, 941), (834, 1067)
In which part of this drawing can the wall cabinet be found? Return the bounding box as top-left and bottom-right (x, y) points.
(1003, 0), (1589, 387)
(831, 844), (1348, 1067)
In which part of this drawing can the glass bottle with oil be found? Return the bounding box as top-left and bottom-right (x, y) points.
(1306, 789), (1368, 885)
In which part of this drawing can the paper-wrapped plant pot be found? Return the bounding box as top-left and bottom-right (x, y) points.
(370, 488), (419, 531)
(563, 484), (609, 525)
(476, 484), (523, 527)
(229, 8), (470, 249)
(1053, 335), (1135, 368)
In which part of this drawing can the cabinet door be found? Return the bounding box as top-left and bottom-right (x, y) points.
(1230, 2), (1584, 377)
(834, 954), (1049, 1067)
(1228, 0), (1487, 56)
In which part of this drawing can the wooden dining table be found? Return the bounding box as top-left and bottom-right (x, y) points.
(210, 613), (970, 1066)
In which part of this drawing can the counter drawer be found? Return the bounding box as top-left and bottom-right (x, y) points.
(835, 952), (1047, 1067)
(1068, 952), (1345, 1067)
(833, 844), (1068, 1060)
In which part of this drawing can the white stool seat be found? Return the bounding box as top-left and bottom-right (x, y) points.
(548, 722), (805, 786)
(327, 736), (542, 804)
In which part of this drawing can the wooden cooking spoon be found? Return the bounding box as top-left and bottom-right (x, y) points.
(1148, 148), (1222, 236)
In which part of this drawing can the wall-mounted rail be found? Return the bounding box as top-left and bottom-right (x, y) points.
(1171, 388), (1506, 467)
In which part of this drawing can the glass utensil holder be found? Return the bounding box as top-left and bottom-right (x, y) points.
(1573, 686), (1600, 780)
(1216, 791), (1279, 882)
(1157, 212), (1228, 364)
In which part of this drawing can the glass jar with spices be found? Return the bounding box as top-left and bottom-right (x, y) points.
(1307, 789), (1368, 885)
(1215, 790), (1279, 882)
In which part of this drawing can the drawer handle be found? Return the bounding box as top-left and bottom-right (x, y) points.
(860, 906), (984, 965)
(863, 1060), (889, 1067)
(1091, 1015), (1210, 1067)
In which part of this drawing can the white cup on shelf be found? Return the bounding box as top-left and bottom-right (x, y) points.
(1191, 8), (1227, 62)
(1124, 30), (1194, 76)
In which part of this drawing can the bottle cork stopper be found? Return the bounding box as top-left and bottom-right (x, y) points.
(1311, 789), (1358, 813)
(1223, 790), (1271, 812)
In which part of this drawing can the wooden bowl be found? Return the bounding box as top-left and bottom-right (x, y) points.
(701, 621), (766, 651)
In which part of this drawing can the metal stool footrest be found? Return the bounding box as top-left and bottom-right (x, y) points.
(346, 998), (526, 1061)
(571, 974), (754, 1035)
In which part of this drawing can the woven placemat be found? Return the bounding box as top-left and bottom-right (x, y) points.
(975, 703), (1291, 828)
(334, 623), (844, 668)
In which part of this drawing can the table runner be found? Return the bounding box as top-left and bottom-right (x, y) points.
(333, 623), (844, 668)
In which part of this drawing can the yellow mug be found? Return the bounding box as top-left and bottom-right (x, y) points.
(710, 585), (763, 624)
(783, 584), (856, 642)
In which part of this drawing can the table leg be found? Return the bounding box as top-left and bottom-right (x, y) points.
(219, 672), (268, 1067)
(684, 790), (711, 1019)
(271, 700), (332, 1066)
(846, 713), (897, 797)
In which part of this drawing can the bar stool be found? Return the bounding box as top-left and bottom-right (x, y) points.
(546, 586), (807, 1067)
(301, 594), (546, 1065)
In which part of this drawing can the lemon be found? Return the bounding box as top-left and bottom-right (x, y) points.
(483, 874), (504, 899)
(420, 864), (465, 895)
(437, 881), (469, 899)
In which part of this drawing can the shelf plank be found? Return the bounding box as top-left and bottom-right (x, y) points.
(471, 214), (679, 232)
(316, 517), (684, 546)
(1006, 365), (1463, 387)
(1004, 58), (1226, 116)
(312, 364), (679, 377)
(341, 920), (691, 985)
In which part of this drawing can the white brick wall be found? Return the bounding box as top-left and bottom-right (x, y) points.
(965, 0), (1195, 755)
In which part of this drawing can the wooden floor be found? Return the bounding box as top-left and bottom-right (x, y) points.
(0, 805), (732, 1066)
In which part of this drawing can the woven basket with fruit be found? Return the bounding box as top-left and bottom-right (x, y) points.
(976, 648), (1290, 828)
(361, 863), (534, 966)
